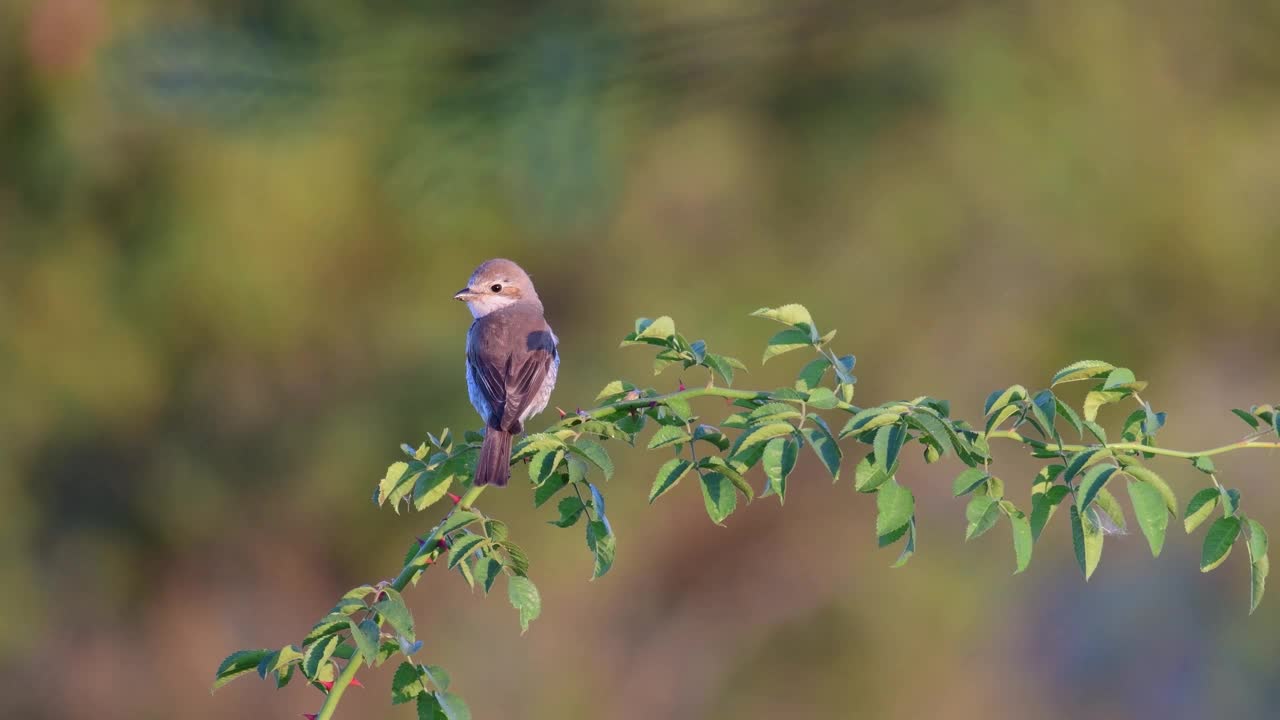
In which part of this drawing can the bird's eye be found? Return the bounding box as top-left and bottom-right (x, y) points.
(490, 284), (503, 293)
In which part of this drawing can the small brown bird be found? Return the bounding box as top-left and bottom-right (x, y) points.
(454, 259), (559, 487)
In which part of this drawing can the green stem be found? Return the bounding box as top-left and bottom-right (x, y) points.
(315, 656), (361, 720)
(556, 386), (770, 427)
(317, 484), (488, 719)
(390, 484), (488, 593)
(987, 431), (1280, 459)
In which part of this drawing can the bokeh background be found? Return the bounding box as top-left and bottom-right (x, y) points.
(4, 1), (1280, 718)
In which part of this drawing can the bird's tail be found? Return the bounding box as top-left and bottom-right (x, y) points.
(474, 428), (513, 487)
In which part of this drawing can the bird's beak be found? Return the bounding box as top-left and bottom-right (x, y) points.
(453, 288), (475, 302)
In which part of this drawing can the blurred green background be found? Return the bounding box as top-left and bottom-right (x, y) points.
(3, 1), (1280, 718)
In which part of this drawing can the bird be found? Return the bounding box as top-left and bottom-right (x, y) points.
(454, 259), (559, 487)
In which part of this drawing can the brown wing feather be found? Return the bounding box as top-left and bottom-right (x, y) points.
(467, 327), (555, 433)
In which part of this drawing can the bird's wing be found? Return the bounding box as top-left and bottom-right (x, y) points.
(467, 324), (556, 432)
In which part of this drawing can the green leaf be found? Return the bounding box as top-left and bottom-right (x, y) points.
(1232, 408), (1261, 430)
(372, 589), (415, 642)
(700, 472), (738, 524)
(984, 385), (1029, 415)
(1030, 390), (1058, 437)
(704, 353), (740, 385)
(507, 576), (542, 634)
(693, 424), (732, 451)
(750, 304), (818, 340)
(1125, 480), (1168, 557)
(436, 691), (472, 720)
(875, 479), (915, 538)
(534, 473), (568, 508)
(475, 556), (502, 593)
(304, 615), (351, 647)
(806, 387), (841, 409)
(1070, 504), (1104, 580)
(841, 405), (910, 437)
(952, 468), (989, 497)
(888, 518), (917, 568)
(748, 402), (804, 424)
(423, 664), (451, 691)
(1030, 486), (1070, 541)
(1251, 554), (1269, 614)
(833, 354), (856, 384)
(549, 496), (586, 528)
(498, 540), (530, 577)
(795, 356), (831, 392)
(1051, 360), (1116, 386)
(417, 693), (447, 720)
(1192, 456), (1216, 474)
(1223, 487), (1242, 517)
(586, 520), (616, 579)
(908, 411), (954, 457)
(801, 416), (842, 480)
(965, 496), (1000, 540)
(1201, 517), (1241, 572)
(352, 619), (381, 667)
(738, 422), (798, 451)
(647, 425), (692, 450)
(1184, 489), (1220, 533)
(1102, 367), (1136, 389)
(1247, 518), (1270, 558)
(1083, 389), (1129, 422)
(1083, 420), (1108, 444)
(595, 380), (631, 401)
(392, 662), (426, 705)
(1055, 398), (1084, 436)
(1077, 465), (1119, 513)
(1247, 519), (1269, 613)
(213, 649), (272, 692)
(1092, 488), (1127, 533)
(527, 448), (564, 486)
(700, 455), (754, 501)
(663, 395), (693, 420)
(650, 458), (692, 503)
(761, 437), (798, 502)
(1063, 448), (1102, 484)
(447, 535), (488, 569)
(761, 328), (814, 364)
(983, 403), (1020, 434)
(437, 511), (480, 537)
(413, 472), (453, 512)
(1006, 508), (1033, 574)
(853, 454), (894, 493)
(874, 423), (907, 472)
(567, 439), (614, 480)
(634, 316), (676, 342)
(1122, 464), (1178, 515)
(380, 461), (421, 509)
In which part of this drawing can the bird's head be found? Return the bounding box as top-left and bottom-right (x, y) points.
(454, 259), (542, 318)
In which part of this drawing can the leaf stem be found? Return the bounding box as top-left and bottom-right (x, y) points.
(557, 386), (770, 427)
(390, 484), (488, 593)
(314, 658), (361, 720)
(987, 431), (1280, 460)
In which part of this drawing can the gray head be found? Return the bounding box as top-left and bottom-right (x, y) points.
(453, 259), (543, 318)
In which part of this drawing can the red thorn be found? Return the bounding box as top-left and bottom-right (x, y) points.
(557, 406), (567, 418)
(375, 591), (387, 602)
(678, 379), (686, 391)
(319, 677), (363, 692)
(447, 492), (462, 505)
(303, 714), (318, 720)
(437, 538), (450, 549)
